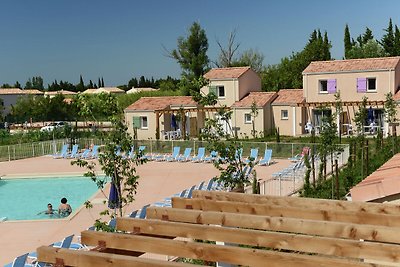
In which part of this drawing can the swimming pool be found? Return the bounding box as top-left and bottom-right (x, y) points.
(0, 176), (103, 221)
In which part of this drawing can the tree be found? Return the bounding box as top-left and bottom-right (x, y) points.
(250, 101), (259, 138)
(72, 115), (145, 229)
(384, 92), (398, 136)
(381, 18), (395, 56)
(76, 75), (85, 92)
(14, 81), (21, 89)
(353, 96), (368, 139)
(214, 29), (240, 68)
(169, 22), (209, 82)
(346, 39), (386, 59)
(344, 24), (352, 59)
(233, 49), (265, 73)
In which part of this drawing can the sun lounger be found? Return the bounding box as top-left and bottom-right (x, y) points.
(65, 144), (79, 159)
(244, 148), (259, 164)
(122, 146), (135, 159)
(165, 147), (180, 162)
(204, 151), (218, 163)
(53, 144), (68, 159)
(258, 149), (273, 166)
(177, 147), (192, 162)
(88, 145), (99, 159)
(191, 147), (205, 162)
(77, 148), (90, 159)
(4, 253), (28, 267)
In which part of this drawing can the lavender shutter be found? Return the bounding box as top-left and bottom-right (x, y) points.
(327, 79), (337, 94)
(357, 78), (367, 93)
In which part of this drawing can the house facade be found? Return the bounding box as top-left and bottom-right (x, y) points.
(0, 88), (43, 117)
(271, 89), (306, 136)
(231, 92), (277, 138)
(302, 57), (400, 135)
(124, 96), (201, 140)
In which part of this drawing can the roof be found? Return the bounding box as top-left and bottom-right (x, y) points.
(272, 89), (304, 105)
(126, 87), (159, 94)
(22, 89), (43, 95)
(0, 88), (43, 95)
(82, 87), (125, 94)
(204, 66), (251, 79)
(125, 96), (197, 111)
(303, 57), (400, 74)
(350, 153), (400, 202)
(231, 92), (277, 108)
(45, 90), (77, 95)
(35, 190), (400, 266)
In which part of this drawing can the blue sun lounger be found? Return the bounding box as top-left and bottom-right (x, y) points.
(165, 147), (180, 162)
(244, 148), (259, 164)
(88, 145), (99, 159)
(66, 144), (79, 159)
(53, 144), (68, 159)
(4, 253), (28, 267)
(177, 147), (192, 162)
(258, 149), (273, 166)
(191, 147), (205, 162)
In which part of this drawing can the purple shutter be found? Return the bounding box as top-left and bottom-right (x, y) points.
(327, 79), (336, 94)
(357, 78), (367, 93)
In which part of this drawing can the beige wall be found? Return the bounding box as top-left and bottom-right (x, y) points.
(238, 70), (262, 100)
(125, 111), (156, 140)
(303, 70), (398, 103)
(200, 80), (238, 107)
(200, 69), (261, 107)
(232, 108), (265, 137)
(272, 105), (305, 136)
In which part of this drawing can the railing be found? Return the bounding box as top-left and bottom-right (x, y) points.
(245, 145), (350, 196)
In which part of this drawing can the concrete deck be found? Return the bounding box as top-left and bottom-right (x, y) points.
(0, 156), (291, 265)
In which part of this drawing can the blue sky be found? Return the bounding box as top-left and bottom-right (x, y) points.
(1, 0), (400, 87)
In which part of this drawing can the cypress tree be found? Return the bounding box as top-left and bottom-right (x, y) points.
(394, 25), (400, 56)
(381, 18), (395, 56)
(98, 78), (102, 88)
(323, 31), (331, 60)
(362, 27), (374, 45)
(101, 77), (105, 87)
(344, 24), (352, 59)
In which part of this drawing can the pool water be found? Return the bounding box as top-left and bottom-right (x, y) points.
(0, 176), (102, 220)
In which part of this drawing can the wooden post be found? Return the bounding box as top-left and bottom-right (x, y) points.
(335, 159), (339, 200)
(365, 139), (369, 176)
(181, 110), (186, 140)
(155, 112), (160, 140)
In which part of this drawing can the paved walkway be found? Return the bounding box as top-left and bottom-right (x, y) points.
(0, 156), (291, 265)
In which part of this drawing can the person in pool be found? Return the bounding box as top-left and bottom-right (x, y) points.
(58, 197), (72, 217)
(37, 203), (56, 215)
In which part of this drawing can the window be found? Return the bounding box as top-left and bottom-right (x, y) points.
(217, 86), (225, 98)
(281, 110), (288, 120)
(319, 80), (328, 93)
(367, 78), (376, 91)
(244, 113), (252, 124)
(140, 116), (148, 129)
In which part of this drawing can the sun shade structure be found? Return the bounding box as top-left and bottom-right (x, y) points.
(35, 190), (400, 266)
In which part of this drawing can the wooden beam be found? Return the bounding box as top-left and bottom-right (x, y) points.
(191, 190), (400, 215)
(80, 230), (372, 267)
(172, 197), (400, 227)
(146, 207), (400, 244)
(36, 246), (192, 267)
(155, 111), (160, 140)
(116, 217), (400, 263)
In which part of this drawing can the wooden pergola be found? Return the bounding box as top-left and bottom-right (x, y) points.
(36, 190), (400, 266)
(154, 107), (230, 140)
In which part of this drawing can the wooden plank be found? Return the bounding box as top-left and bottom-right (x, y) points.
(192, 190), (400, 215)
(80, 230), (374, 267)
(172, 197), (400, 227)
(116, 217), (400, 263)
(146, 207), (400, 244)
(37, 246), (192, 267)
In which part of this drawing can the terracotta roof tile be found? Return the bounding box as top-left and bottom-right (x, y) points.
(125, 96), (197, 111)
(204, 67), (251, 79)
(272, 89), (304, 105)
(231, 92), (277, 108)
(350, 153), (400, 202)
(0, 88), (43, 95)
(303, 57), (400, 74)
